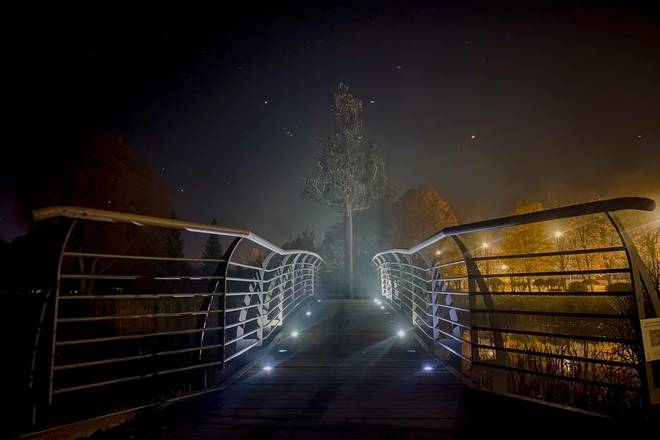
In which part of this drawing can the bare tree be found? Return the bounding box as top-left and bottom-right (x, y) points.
(303, 83), (392, 297)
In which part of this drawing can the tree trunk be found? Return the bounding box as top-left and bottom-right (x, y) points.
(345, 201), (354, 299)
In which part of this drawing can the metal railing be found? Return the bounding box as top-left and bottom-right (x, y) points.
(29, 206), (323, 427)
(372, 197), (659, 414)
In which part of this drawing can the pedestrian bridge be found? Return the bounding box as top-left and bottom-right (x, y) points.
(21, 197), (660, 437)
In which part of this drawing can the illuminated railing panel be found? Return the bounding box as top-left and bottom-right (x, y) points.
(372, 197), (659, 414)
(30, 206), (322, 426)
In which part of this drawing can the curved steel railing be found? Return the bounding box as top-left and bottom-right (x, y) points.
(30, 206), (323, 427)
(372, 197), (659, 414)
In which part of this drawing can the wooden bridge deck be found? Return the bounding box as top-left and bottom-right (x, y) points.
(96, 299), (605, 439)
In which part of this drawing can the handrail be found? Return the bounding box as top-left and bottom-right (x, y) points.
(373, 197), (655, 259)
(33, 206), (324, 262)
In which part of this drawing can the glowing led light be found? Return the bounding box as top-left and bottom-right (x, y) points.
(423, 365), (434, 372)
(317, 299), (321, 302)
(291, 331), (299, 338)
(435, 249), (442, 256)
(305, 311), (311, 316)
(263, 366), (273, 372)
(397, 330), (405, 338)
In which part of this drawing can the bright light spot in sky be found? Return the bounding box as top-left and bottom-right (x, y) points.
(423, 365), (434, 372)
(291, 331), (299, 337)
(305, 311), (311, 316)
(397, 330), (405, 337)
(263, 365), (273, 372)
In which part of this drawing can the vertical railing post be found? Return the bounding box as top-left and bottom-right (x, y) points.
(219, 238), (243, 371)
(256, 252), (277, 347)
(403, 254), (415, 323)
(451, 236), (506, 393)
(419, 252), (437, 341)
(277, 255), (291, 326)
(607, 212), (660, 406)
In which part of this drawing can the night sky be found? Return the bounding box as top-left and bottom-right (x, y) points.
(4, 1), (660, 244)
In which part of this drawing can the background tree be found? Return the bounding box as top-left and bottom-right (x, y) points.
(390, 188), (458, 248)
(202, 217), (224, 275)
(303, 83), (392, 297)
(282, 229), (317, 252)
(501, 201), (546, 292)
(162, 211), (186, 277)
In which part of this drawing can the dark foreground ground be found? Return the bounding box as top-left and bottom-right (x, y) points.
(90, 299), (649, 439)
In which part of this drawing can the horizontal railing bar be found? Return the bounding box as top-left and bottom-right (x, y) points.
(472, 361), (640, 392)
(470, 291), (634, 297)
(59, 293), (224, 300)
(224, 328), (260, 345)
(56, 325), (224, 346)
(52, 359), (226, 395)
(432, 259), (466, 269)
(471, 246), (627, 262)
(470, 308), (634, 319)
(224, 316), (260, 330)
(223, 339), (261, 363)
(471, 326), (636, 344)
(436, 326), (471, 345)
(415, 321), (434, 340)
(436, 340), (471, 362)
(436, 315), (471, 329)
(63, 251), (224, 263)
(224, 281), (306, 313)
(436, 291), (470, 297)
(58, 309), (224, 323)
(476, 268), (630, 279)
(54, 343), (225, 371)
(226, 270), (312, 283)
(471, 343), (636, 368)
(224, 275), (312, 296)
(228, 261), (315, 272)
(60, 274), (224, 280)
(396, 283), (433, 305)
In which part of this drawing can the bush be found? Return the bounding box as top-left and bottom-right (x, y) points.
(606, 282), (632, 292)
(567, 281), (589, 292)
